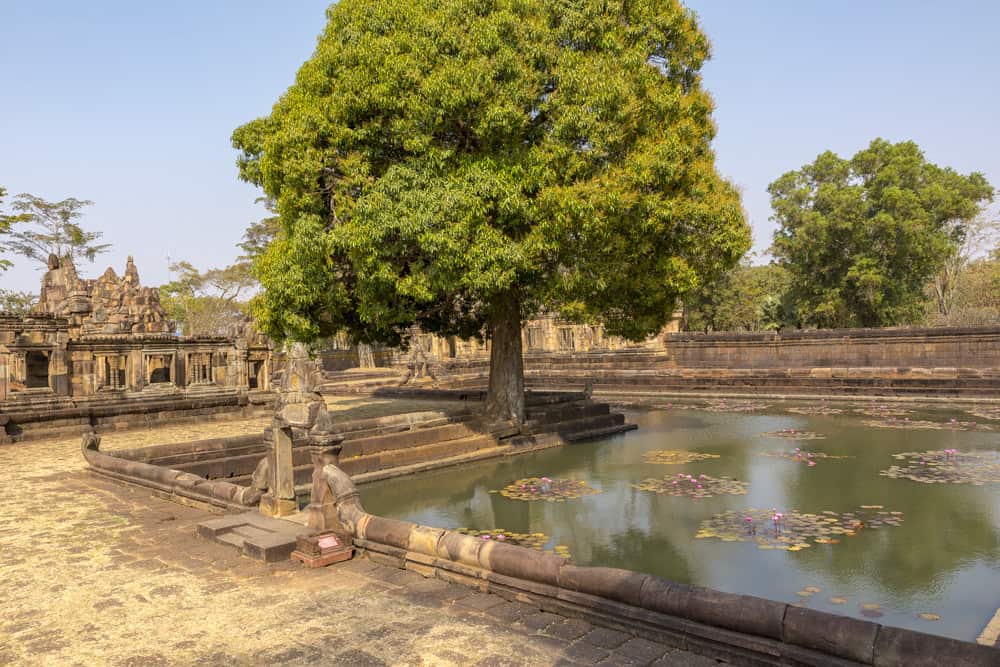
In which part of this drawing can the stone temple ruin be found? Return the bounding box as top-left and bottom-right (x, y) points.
(0, 255), (272, 441)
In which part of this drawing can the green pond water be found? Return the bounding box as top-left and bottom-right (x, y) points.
(363, 403), (1000, 642)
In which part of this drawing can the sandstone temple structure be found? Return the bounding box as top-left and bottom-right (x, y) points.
(0, 255), (272, 439)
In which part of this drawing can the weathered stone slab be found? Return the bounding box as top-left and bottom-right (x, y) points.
(197, 512), (311, 563)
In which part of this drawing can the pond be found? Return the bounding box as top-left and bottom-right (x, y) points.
(363, 402), (1000, 642)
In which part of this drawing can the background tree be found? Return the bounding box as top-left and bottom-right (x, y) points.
(682, 260), (791, 332)
(158, 261), (255, 336)
(0, 186), (11, 271)
(4, 193), (111, 267)
(0, 289), (37, 315)
(233, 0), (749, 422)
(0, 186), (29, 271)
(927, 207), (999, 323)
(924, 244), (1000, 327)
(769, 139), (993, 328)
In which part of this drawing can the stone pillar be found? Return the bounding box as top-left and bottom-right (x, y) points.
(259, 425), (298, 517)
(357, 343), (375, 369)
(306, 438), (345, 532)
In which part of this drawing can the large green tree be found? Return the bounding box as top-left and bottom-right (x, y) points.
(769, 139), (993, 328)
(4, 193), (111, 267)
(233, 0), (749, 422)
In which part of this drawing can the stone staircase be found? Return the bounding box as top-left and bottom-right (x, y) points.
(314, 368), (406, 394)
(335, 416), (505, 480)
(220, 409), (505, 490)
(523, 391), (636, 442)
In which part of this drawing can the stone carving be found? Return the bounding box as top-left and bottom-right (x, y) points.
(35, 255), (174, 335)
(260, 342), (343, 517)
(81, 428), (101, 453)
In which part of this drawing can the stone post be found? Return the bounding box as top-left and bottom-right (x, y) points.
(306, 437), (345, 532)
(259, 425), (298, 517)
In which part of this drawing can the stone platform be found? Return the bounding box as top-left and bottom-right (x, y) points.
(197, 512), (311, 563)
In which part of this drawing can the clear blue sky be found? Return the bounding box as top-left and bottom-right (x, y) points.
(2, 1), (998, 292)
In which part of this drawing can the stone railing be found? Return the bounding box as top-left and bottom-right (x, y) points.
(314, 463), (998, 667)
(81, 431), (262, 511)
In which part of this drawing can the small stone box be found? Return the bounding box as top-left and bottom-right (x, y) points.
(291, 531), (354, 568)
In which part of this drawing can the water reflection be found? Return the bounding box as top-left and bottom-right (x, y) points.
(364, 404), (1000, 641)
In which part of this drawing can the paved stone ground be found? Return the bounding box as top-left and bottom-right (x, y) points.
(0, 406), (724, 666)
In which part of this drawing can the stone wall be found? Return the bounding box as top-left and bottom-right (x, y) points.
(662, 326), (1000, 370)
(385, 326), (1000, 399)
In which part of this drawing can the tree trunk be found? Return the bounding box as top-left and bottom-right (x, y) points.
(486, 292), (525, 425)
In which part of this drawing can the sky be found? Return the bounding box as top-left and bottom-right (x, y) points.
(2, 0), (999, 293)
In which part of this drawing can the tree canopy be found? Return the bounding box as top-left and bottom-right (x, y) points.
(769, 139), (993, 328)
(158, 261), (255, 337)
(683, 261), (791, 333)
(233, 0), (749, 420)
(3, 193), (111, 267)
(0, 289), (37, 316)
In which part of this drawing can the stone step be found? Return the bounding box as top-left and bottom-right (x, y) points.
(338, 434), (497, 476)
(321, 368), (401, 380)
(544, 412), (625, 437)
(564, 422), (639, 442)
(527, 401), (610, 423)
(524, 391), (588, 406)
(228, 433), (500, 488)
(526, 377), (1000, 396)
(350, 444), (512, 484)
(340, 421), (479, 458)
(316, 377), (403, 394)
(329, 409), (474, 439)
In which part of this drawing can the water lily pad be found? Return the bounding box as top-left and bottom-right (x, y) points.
(694, 506), (904, 550)
(495, 477), (601, 501)
(968, 407), (1000, 421)
(864, 418), (992, 432)
(759, 430), (827, 441)
(880, 450), (1000, 485)
(759, 448), (850, 465)
(857, 405), (912, 418)
(787, 406), (844, 416)
(699, 400), (770, 413)
(642, 450), (721, 465)
(632, 473), (748, 499)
